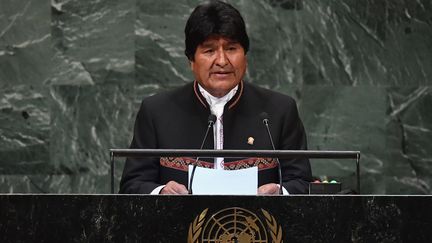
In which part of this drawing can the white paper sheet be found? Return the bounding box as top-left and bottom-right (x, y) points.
(188, 165), (258, 195)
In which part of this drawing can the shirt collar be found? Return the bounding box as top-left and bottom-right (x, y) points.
(198, 84), (239, 108)
(198, 84), (238, 117)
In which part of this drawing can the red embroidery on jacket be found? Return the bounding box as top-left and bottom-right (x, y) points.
(160, 157), (277, 171)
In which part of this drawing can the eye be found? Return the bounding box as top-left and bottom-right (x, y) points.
(204, 49), (214, 54)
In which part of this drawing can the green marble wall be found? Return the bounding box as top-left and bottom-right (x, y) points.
(0, 0), (431, 194)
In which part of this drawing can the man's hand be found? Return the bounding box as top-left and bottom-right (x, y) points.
(258, 183), (280, 195)
(160, 181), (188, 195)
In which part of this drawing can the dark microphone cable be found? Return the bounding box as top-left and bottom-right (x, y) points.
(188, 114), (217, 194)
(260, 112), (283, 195)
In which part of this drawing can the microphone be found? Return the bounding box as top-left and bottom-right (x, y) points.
(260, 112), (283, 195)
(188, 114), (217, 194)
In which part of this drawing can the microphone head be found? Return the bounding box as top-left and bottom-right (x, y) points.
(259, 112), (269, 124)
(208, 114), (217, 124)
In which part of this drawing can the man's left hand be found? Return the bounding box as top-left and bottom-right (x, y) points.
(258, 183), (280, 195)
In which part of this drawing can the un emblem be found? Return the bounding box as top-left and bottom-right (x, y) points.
(188, 207), (283, 243)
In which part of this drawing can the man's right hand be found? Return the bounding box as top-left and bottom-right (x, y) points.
(160, 181), (188, 195)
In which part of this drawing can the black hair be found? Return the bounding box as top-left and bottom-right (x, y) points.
(184, 0), (249, 61)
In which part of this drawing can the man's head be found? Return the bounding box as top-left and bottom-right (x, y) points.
(185, 0), (249, 97)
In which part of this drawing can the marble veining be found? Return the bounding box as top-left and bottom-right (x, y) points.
(0, 0), (431, 194)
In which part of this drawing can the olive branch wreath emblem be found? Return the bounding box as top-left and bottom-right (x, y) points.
(188, 208), (208, 243)
(187, 208), (283, 243)
(261, 209), (283, 243)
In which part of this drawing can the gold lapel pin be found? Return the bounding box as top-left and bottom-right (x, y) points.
(247, 137), (254, 145)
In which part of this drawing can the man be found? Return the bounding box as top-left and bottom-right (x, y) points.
(120, 0), (312, 195)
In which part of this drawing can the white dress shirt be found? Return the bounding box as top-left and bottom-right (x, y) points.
(198, 84), (238, 170)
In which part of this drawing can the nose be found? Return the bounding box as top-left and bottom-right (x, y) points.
(215, 49), (228, 67)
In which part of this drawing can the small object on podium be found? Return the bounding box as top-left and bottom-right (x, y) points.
(309, 180), (342, 194)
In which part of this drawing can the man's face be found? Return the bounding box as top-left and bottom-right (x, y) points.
(190, 36), (247, 97)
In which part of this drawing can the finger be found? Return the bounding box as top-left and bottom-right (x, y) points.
(257, 185), (269, 195)
(162, 181), (188, 195)
(268, 184), (279, 194)
(160, 181), (180, 194)
(258, 184), (279, 195)
(160, 186), (173, 194)
(269, 185), (279, 194)
(172, 183), (188, 194)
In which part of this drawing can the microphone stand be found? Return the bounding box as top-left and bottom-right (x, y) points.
(262, 114), (283, 195)
(188, 115), (216, 194)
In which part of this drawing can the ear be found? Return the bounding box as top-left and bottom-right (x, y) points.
(189, 59), (195, 71)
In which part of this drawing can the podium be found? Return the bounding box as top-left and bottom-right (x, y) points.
(109, 149), (362, 194)
(1, 194), (431, 242)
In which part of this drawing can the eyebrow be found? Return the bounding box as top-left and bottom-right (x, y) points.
(225, 42), (240, 46)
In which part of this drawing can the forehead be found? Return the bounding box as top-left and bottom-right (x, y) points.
(199, 35), (240, 46)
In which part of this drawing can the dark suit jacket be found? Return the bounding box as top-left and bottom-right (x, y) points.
(119, 81), (312, 194)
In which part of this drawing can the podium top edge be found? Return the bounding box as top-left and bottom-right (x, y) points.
(108, 149), (360, 159)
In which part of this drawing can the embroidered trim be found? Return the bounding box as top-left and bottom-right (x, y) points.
(160, 157), (213, 171)
(224, 157), (278, 170)
(193, 81), (208, 108)
(228, 80), (244, 109)
(160, 157), (277, 171)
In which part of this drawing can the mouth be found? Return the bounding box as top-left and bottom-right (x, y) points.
(211, 71), (234, 79)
